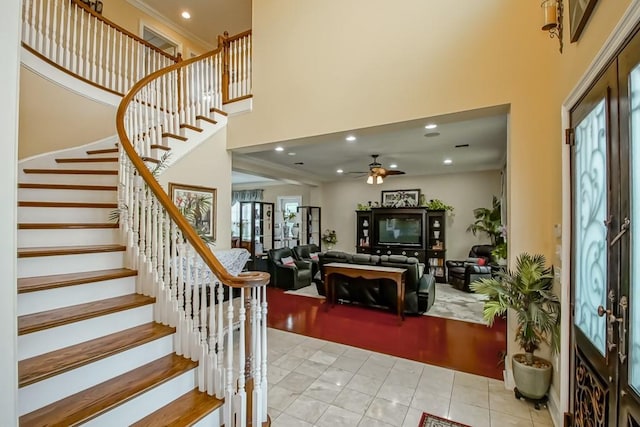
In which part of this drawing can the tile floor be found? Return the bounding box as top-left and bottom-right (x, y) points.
(267, 328), (553, 427)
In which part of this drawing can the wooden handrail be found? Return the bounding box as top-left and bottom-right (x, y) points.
(116, 47), (269, 289)
(70, 0), (179, 63)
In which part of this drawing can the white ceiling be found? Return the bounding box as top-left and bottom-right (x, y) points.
(126, 2), (508, 187)
(232, 105), (509, 185)
(128, 0), (251, 48)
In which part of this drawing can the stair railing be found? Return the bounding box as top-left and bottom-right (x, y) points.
(116, 50), (269, 427)
(21, 0), (253, 104)
(21, 0), (179, 95)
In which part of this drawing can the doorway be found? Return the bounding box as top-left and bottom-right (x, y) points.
(569, 24), (640, 426)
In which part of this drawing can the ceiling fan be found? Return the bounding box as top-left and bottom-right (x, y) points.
(349, 154), (405, 184)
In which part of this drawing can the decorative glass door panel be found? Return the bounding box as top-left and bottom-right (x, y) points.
(574, 98), (608, 356)
(628, 62), (640, 395)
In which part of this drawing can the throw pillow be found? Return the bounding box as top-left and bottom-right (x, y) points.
(281, 256), (295, 266)
(310, 252), (319, 261)
(477, 258), (486, 266)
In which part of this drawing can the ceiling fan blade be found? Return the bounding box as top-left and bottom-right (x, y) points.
(382, 169), (406, 176)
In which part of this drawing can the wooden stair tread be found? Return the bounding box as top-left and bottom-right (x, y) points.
(55, 157), (118, 163)
(18, 244), (125, 258)
(18, 268), (137, 294)
(162, 132), (188, 142)
(18, 201), (117, 208)
(19, 322), (175, 387)
(18, 223), (118, 229)
(18, 183), (117, 191)
(195, 115), (217, 125)
(150, 144), (171, 151)
(179, 123), (203, 132)
(210, 107), (228, 116)
(86, 148), (118, 155)
(18, 294), (155, 335)
(23, 169), (118, 175)
(131, 389), (223, 427)
(19, 354), (197, 427)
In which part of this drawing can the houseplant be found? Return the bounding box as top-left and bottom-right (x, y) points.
(470, 253), (560, 401)
(467, 195), (502, 245)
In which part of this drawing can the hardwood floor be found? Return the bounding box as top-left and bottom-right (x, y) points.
(266, 287), (507, 380)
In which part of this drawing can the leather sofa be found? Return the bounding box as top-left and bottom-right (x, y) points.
(267, 247), (313, 290)
(317, 251), (435, 314)
(445, 245), (494, 292)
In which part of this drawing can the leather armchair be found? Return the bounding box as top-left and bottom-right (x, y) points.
(445, 245), (494, 292)
(292, 244), (321, 279)
(267, 248), (312, 290)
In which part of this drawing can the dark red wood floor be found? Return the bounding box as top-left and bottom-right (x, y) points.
(266, 287), (507, 380)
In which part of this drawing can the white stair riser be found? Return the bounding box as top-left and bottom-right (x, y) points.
(18, 228), (120, 247)
(18, 276), (136, 316)
(19, 335), (174, 416)
(53, 161), (118, 171)
(192, 408), (221, 427)
(18, 206), (114, 223)
(19, 173), (118, 186)
(85, 368), (196, 427)
(18, 188), (117, 203)
(18, 251), (124, 277)
(18, 304), (153, 360)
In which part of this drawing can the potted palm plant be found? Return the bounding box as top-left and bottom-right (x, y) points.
(467, 195), (502, 245)
(470, 253), (560, 403)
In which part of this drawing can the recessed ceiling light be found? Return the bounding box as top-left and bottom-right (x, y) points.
(443, 158), (453, 165)
(288, 152), (296, 156)
(389, 164), (398, 168)
(275, 146), (284, 152)
(181, 11), (191, 19)
(346, 135), (356, 142)
(425, 123), (438, 130)
(336, 169), (344, 174)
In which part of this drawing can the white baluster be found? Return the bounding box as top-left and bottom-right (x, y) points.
(90, 14), (97, 81)
(261, 285), (268, 420)
(224, 290), (235, 427)
(252, 287), (263, 426)
(78, 8), (84, 77)
(216, 278), (225, 400)
(207, 278), (217, 396)
(36, 0), (44, 52)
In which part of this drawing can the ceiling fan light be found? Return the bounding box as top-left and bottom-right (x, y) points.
(366, 175), (374, 184)
(376, 175), (383, 184)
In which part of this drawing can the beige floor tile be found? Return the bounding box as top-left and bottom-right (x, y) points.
(303, 378), (343, 403)
(310, 349), (339, 365)
(268, 365), (291, 385)
(489, 389), (533, 420)
(267, 407), (281, 420)
(529, 406), (554, 425)
(272, 353), (305, 370)
(321, 341), (351, 355)
(377, 381), (416, 406)
(347, 373), (385, 396)
(358, 359), (393, 380)
(332, 354), (366, 373)
(490, 410), (534, 427)
(333, 387), (374, 415)
(454, 371), (490, 391)
(365, 397), (409, 427)
(410, 390), (450, 419)
(385, 368), (421, 389)
(319, 366), (355, 387)
(269, 384), (300, 412)
(343, 346), (373, 360)
(451, 383), (489, 409)
(273, 412), (314, 427)
(393, 358), (425, 376)
(294, 358), (329, 379)
(369, 352), (398, 368)
(283, 394), (330, 424)
(449, 401), (491, 427)
(278, 371), (316, 393)
(402, 407), (425, 427)
(290, 343), (321, 359)
(359, 415), (395, 426)
(315, 405), (363, 427)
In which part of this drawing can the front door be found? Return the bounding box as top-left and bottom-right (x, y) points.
(570, 25), (640, 426)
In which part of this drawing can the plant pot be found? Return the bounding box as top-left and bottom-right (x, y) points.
(512, 353), (552, 400)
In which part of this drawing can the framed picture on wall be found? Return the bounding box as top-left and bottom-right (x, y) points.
(169, 182), (217, 242)
(381, 189), (420, 207)
(569, 0), (598, 42)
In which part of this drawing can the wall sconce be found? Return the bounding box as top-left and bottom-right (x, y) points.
(541, 0), (563, 53)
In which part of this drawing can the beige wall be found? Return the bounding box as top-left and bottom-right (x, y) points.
(320, 171), (501, 258)
(160, 129), (232, 249)
(18, 67), (116, 159)
(102, 0), (210, 56)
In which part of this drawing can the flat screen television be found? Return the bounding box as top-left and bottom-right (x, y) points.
(374, 213), (423, 246)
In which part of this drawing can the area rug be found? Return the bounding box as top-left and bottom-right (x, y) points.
(424, 283), (488, 325)
(419, 412), (470, 427)
(285, 282), (487, 325)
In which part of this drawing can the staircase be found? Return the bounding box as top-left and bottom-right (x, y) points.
(16, 148), (223, 425)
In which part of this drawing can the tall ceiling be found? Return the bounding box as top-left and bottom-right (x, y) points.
(128, 2), (508, 186)
(129, 0), (251, 47)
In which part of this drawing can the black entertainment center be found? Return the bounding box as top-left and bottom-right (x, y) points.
(356, 207), (447, 282)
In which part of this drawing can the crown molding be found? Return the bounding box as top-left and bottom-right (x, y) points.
(126, 0), (214, 51)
